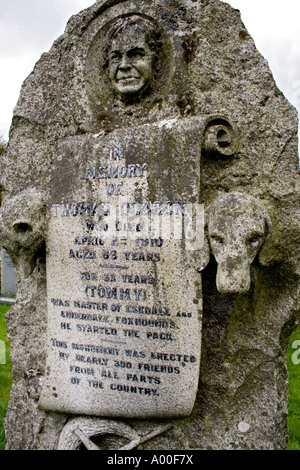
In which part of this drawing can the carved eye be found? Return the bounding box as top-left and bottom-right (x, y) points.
(247, 234), (263, 248)
(128, 48), (146, 59)
(109, 52), (122, 63)
(210, 235), (224, 245)
(13, 222), (33, 234)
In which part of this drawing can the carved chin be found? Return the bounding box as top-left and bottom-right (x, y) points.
(116, 81), (142, 94)
(113, 79), (152, 101)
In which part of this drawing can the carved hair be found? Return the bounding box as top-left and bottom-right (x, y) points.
(85, 14), (172, 110)
(103, 15), (164, 75)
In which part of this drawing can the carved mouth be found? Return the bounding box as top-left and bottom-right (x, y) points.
(117, 76), (140, 83)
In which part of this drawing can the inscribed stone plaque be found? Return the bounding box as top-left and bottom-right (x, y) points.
(39, 117), (207, 418)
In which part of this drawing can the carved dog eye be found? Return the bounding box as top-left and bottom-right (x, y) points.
(247, 234), (263, 248)
(210, 235), (224, 245)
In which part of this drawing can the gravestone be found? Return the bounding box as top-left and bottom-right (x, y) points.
(1, 249), (17, 298)
(0, 0), (299, 450)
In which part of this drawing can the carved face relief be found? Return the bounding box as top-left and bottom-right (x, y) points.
(207, 193), (270, 295)
(108, 26), (155, 100)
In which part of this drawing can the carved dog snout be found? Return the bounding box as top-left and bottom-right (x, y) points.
(207, 193), (271, 295)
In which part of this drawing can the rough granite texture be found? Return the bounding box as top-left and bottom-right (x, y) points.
(0, 0), (299, 450)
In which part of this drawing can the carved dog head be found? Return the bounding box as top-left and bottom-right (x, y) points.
(207, 193), (271, 294)
(0, 188), (46, 277)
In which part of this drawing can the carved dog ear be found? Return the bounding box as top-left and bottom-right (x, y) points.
(188, 234), (210, 272)
(258, 209), (276, 266)
(186, 212), (210, 272)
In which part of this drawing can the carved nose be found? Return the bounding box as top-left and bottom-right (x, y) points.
(119, 55), (131, 69)
(216, 260), (251, 295)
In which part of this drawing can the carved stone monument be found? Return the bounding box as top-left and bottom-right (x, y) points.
(0, 0), (299, 450)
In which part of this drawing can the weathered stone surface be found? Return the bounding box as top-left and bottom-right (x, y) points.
(0, 0), (299, 450)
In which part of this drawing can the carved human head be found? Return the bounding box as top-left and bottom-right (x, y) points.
(106, 16), (163, 102)
(207, 193), (271, 294)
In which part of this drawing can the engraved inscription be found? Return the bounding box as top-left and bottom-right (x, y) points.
(39, 118), (206, 418)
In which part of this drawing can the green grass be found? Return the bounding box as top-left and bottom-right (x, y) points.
(287, 324), (300, 450)
(0, 304), (12, 451)
(0, 304), (299, 450)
